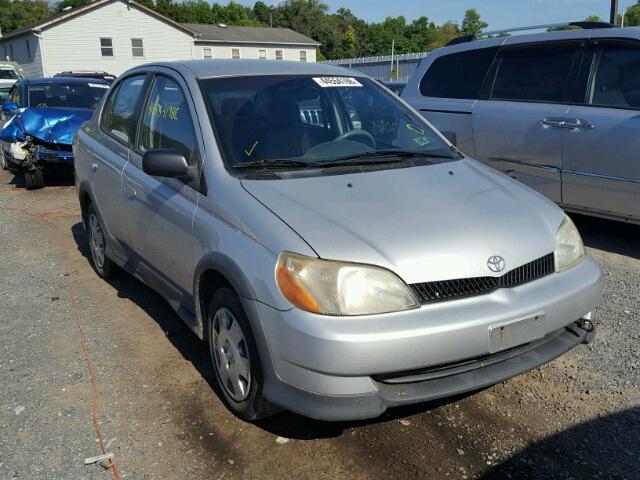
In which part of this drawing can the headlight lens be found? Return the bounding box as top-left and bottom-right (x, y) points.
(275, 252), (419, 316)
(554, 215), (585, 272)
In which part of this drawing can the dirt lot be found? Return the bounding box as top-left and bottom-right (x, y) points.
(1, 170), (639, 480)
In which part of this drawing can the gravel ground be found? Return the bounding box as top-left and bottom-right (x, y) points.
(0, 170), (638, 480)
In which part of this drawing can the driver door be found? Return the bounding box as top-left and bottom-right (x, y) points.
(123, 71), (202, 304)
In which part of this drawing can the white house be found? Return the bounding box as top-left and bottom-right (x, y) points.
(0, 0), (320, 77)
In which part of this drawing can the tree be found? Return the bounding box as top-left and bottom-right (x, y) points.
(622, 1), (640, 26)
(585, 15), (602, 22)
(460, 8), (487, 36)
(0, 0), (51, 35)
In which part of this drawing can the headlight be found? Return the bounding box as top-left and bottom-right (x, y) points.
(554, 215), (585, 272)
(275, 252), (419, 316)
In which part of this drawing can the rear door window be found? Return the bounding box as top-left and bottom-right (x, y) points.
(419, 47), (499, 99)
(583, 40), (640, 109)
(101, 74), (146, 144)
(490, 42), (581, 103)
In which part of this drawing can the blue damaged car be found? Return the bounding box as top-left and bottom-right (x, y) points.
(0, 77), (109, 188)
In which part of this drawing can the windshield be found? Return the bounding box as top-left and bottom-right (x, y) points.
(0, 68), (19, 80)
(27, 82), (109, 109)
(200, 75), (453, 169)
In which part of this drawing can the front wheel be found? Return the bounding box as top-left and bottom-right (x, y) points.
(0, 150), (8, 170)
(208, 287), (278, 421)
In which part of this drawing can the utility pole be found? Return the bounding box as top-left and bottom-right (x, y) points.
(610, 0), (619, 24)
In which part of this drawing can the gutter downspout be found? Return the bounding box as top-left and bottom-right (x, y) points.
(33, 30), (47, 77)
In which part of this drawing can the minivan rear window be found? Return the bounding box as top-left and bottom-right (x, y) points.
(490, 42), (579, 103)
(419, 47), (499, 100)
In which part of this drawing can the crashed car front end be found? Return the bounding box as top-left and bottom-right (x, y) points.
(1, 107), (91, 172)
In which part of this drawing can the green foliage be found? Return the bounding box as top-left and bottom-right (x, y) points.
(585, 15), (602, 22)
(1, 0), (51, 35)
(623, 1), (640, 27)
(460, 8), (487, 36)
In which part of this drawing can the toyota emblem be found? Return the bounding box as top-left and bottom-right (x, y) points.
(487, 255), (506, 273)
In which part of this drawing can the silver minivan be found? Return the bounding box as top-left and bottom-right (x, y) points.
(402, 23), (640, 224)
(74, 60), (602, 421)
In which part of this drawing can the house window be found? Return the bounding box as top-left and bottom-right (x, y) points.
(9, 44), (14, 61)
(275, 50), (283, 60)
(25, 40), (31, 60)
(203, 47), (212, 59)
(300, 50), (307, 62)
(131, 38), (144, 57)
(259, 49), (266, 60)
(100, 38), (113, 57)
(232, 48), (240, 59)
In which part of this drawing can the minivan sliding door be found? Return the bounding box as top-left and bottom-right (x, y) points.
(562, 38), (640, 221)
(472, 40), (584, 203)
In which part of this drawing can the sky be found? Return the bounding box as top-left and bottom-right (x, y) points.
(229, 0), (633, 30)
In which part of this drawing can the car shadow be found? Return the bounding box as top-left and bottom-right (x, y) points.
(570, 212), (640, 260)
(479, 407), (640, 479)
(70, 221), (480, 439)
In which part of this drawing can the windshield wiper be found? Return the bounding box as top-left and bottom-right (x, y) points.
(322, 149), (455, 166)
(233, 158), (323, 169)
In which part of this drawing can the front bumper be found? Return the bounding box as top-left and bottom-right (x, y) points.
(257, 256), (602, 420)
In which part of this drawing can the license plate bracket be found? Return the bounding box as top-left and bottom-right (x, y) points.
(489, 312), (546, 353)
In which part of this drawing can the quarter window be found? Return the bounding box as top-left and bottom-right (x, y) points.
(585, 42), (640, 109)
(131, 38), (144, 57)
(232, 48), (240, 59)
(102, 75), (146, 143)
(420, 47), (498, 100)
(100, 38), (113, 57)
(490, 43), (579, 103)
(138, 75), (196, 164)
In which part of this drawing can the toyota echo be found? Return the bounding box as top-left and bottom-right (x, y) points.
(73, 60), (603, 421)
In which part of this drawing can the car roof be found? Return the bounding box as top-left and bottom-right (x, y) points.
(21, 76), (109, 85)
(136, 59), (362, 79)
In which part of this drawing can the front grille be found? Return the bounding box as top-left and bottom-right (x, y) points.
(410, 253), (554, 304)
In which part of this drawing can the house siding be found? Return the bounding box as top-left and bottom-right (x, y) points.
(0, 33), (45, 77)
(196, 43), (316, 62)
(40, 0), (195, 76)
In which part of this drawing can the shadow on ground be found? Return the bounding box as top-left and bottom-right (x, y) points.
(480, 407), (640, 480)
(571, 213), (640, 260)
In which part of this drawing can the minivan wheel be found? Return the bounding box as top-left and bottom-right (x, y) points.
(86, 204), (116, 278)
(207, 287), (278, 421)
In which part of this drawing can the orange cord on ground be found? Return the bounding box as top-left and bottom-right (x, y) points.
(6, 205), (123, 480)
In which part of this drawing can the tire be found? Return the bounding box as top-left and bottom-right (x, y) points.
(0, 150), (7, 171)
(86, 203), (116, 278)
(207, 287), (278, 421)
(24, 168), (44, 189)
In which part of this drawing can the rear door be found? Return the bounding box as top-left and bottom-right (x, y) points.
(91, 74), (148, 253)
(123, 70), (203, 301)
(562, 37), (640, 220)
(472, 40), (584, 203)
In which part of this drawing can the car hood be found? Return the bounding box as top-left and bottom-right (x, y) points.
(0, 107), (93, 145)
(241, 159), (564, 284)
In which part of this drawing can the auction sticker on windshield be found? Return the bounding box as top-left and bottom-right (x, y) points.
(313, 77), (362, 88)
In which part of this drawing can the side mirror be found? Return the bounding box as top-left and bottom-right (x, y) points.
(441, 130), (457, 146)
(142, 149), (189, 178)
(2, 101), (18, 113)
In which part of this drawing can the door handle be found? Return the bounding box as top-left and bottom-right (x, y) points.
(565, 119), (594, 130)
(538, 118), (565, 128)
(539, 118), (594, 130)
